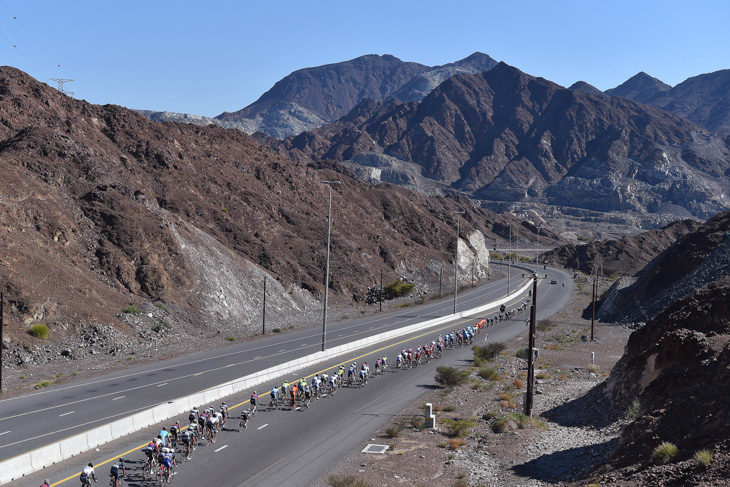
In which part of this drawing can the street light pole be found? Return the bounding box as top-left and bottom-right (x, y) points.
(321, 180), (340, 351)
(453, 210), (465, 314)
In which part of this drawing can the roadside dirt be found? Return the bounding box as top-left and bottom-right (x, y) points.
(310, 277), (632, 487)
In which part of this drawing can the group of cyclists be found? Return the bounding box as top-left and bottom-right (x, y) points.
(69, 313), (519, 487)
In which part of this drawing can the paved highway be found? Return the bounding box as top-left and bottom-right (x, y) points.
(19, 266), (573, 487)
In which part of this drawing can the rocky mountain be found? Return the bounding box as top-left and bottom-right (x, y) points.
(214, 52), (498, 138)
(600, 277), (730, 474)
(0, 65), (555, 359)
(542, 219), (701, 278)
(604, 71), (671, 102)
(568, 81), (606, 97)
(597, 210), (730, 323)
(607, 70), (730, 135)
(276, 62), (730, 227)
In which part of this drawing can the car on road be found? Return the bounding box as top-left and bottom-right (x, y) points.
(550, 279), (557, 284)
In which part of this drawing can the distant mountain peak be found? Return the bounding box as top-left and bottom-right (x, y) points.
(568, 81), (606, 97)
(605, 71), (671, 102)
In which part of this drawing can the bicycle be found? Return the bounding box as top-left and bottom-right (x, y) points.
(143, 453), (157, 479)
(109, 475), (124, 487)
(157, 464), (174, 485)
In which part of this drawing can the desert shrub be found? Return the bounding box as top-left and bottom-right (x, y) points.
(28, 323), (50, 339)
(508, 413), (545, 429)
(515, 348), (526, 360)
(491, 417), (509, 433)
(272, 328), (281, 333)
(326, 475), (372, 487)
(441, 418), (478, 438)
(435, 366), (471, 387)
(384, 425), (402, 438)
(512, 379), (525, 388)
(652, 442), (678, 465)
(535, 372), (550, 380)
(448, 438), (467, 450)
(695, 449), (712, 469)
(452, 479), (468, 487)
(473, 343), (506, 365)
(410, 416), (425, 431)
(382, 279), (415, 299)
(624, 398), (640, 421)
(537, 319), (557, 332)
(477, 367), (500, 381)
(152, 323), (162, 333)
(122, 305), (139, 314)
(443, 405), (456, 412)
(154, 302), (165, 310)
(226, 336), (236, 341)
(586, 364), (600, 374)
(34, 381), (52, 388)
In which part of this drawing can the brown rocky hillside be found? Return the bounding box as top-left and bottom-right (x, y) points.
(0, 65), (556, 358)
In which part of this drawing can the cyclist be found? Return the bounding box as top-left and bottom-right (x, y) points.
(299, 377), (308, 391)
(347, 364), (356, 385)
(206, 413), (217, 442)
(240, 408), (251, 429)
(157, 449), (176, 481)
(311, 375), (320, 398)
(212, 408), (224, 431)
(41, 480), (51, 487)
(109, 458), (125, 487)
(304, 385), (312, 408)
(281, 381), (289, 400)
(181, 427), (194, 459)
(289, 383), (298, 408)
(382, 355), (388, 372)
(269, 386), (279, 408)
(219, 402), (229, 423)
(188, 407), (199, 423)
(80, 463), (96, 486)
(250, 391), (259, 412)
(142, 440), (158, 474)
(170, 421), (180, 448)
(328, 373), (337, 394)
(396, 353), (402, 369)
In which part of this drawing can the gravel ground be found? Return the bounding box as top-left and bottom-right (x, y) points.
(310, 277), (633, 487)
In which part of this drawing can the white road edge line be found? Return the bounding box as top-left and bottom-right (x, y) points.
(112, 396), (125, 401)
(278, 349), (286, 352)
(157, 383), (168, 387)
(257, 424), (268, 430)
(0, 431), (9, 436)
(214, 445), (228, 453)
(58, 411), (74, 417)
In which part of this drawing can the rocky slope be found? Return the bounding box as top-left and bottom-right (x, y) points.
(0, 65), (561, 369)
(214, 52), (498, 138)
(276, 62), (730, 226)
(597, 277), (730, 482)
(598, 210), (730, 322)
(542, 219), (701, 278)
(607, 69), (730, 135)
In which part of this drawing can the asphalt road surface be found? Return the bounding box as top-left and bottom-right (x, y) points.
(15, 266), (572, 487)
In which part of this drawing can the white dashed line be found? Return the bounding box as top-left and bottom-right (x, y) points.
(58, 411), (75, 417)
(254, 356), (262, 359)
(225, 364), (234, 367)
(258, 424), (268, 430)
(0, 431), (10, 436)
(214, 445), (228, 452)
(278, 350), (286, 353)
(157, 383), (168, 387)
(193, 372), (203, 376)
(112, 396), (125, 401)
(300, 343), (307, 347)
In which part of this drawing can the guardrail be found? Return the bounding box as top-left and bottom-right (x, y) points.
(0, 279), (533, 484)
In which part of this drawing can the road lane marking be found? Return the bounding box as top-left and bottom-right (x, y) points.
(214, 445), (228, 452)
(112, 396), (125, 401)
(0, 431), (9, 436)
(157, 383), (168, 387)
(278, 349), (286, 352)
(258, 424), (268, 430)
(193, 372), (203, 376)
(255, 356), (262, 359)
(225, 364), (234, 367)
(300, 343), (306, 347)
(58, 411), (74, 417)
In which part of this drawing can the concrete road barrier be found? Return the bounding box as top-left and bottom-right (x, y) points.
(0, 281), (533, 483)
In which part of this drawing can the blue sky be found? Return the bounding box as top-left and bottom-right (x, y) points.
(1, 0), (728, 117)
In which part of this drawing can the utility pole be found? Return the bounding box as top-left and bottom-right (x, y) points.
(379, 269), (383, 312)
(591, 279), (596, 341)
(439, 265), (442, 299)
(0, 292), (4, 391)
(453, 211), (465, 314)
(262, 277), (267, 335)
(525, 275), (538, 416)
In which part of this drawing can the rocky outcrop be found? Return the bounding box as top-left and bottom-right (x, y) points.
(602, 278), (730, 467)
(604, 72), (671, 102)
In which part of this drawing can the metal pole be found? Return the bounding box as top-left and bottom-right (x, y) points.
(508, 226), (512, 296)
(379, 268), (383, 312)
(262, 277), (266, 335)
(439, 265), (442, 299)
(453, 211), (464, 314)
(321, 180), (339, 351)
(591, 279), (596, 341)
(471, 256), (475, 289)
(0, 292), (3, 391)
(525, 275), (538, 416)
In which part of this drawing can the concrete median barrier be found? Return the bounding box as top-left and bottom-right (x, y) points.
(0, 281), (534, 483)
